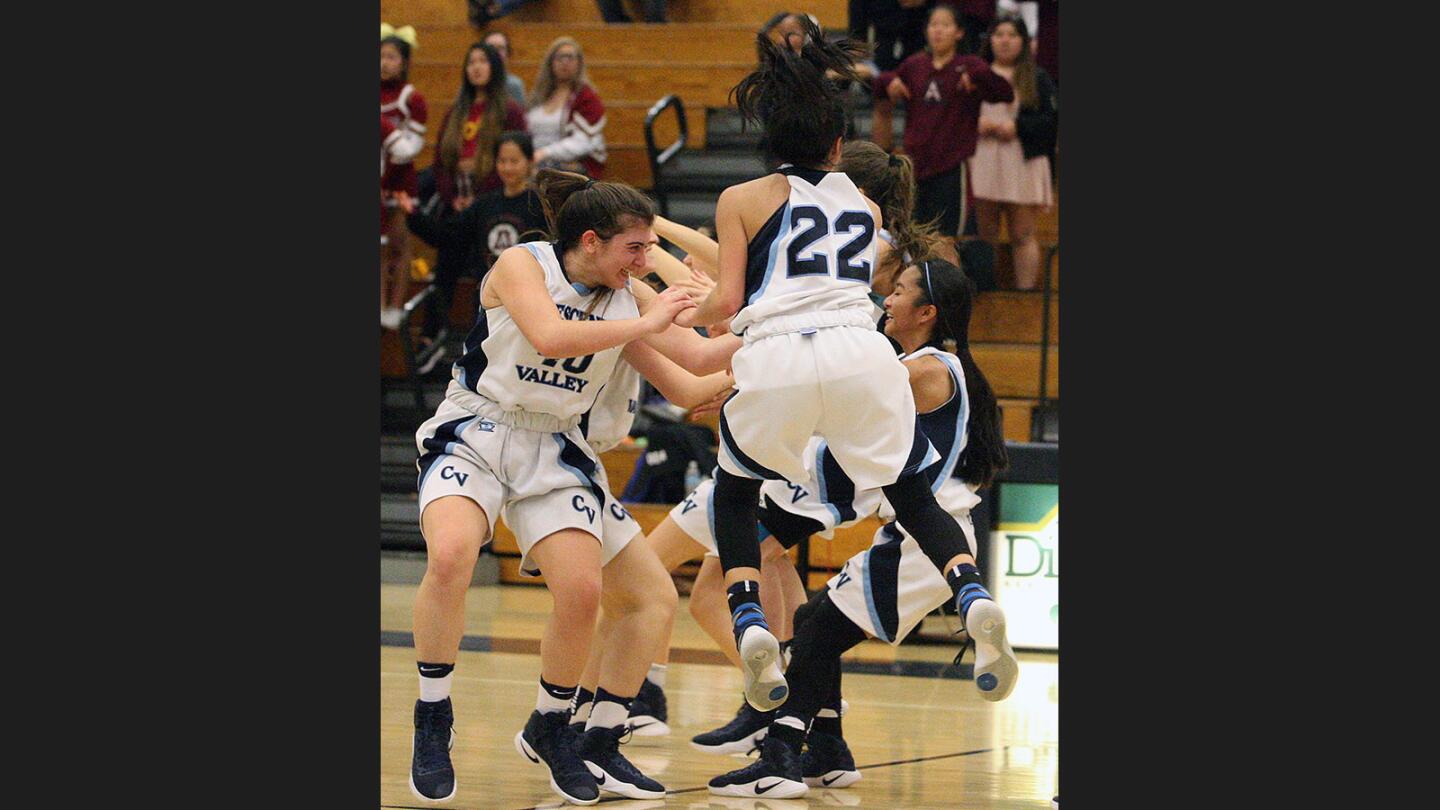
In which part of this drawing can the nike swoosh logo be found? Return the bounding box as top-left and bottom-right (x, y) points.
(823, 774), (845, 786)
(755, 780), (783, 794)
(418, 666), (445, 673)
(595, 772), (606, 784)
(629, 721), (655, 730)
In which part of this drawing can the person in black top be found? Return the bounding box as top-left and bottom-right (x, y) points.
(408, 132), (548, 356)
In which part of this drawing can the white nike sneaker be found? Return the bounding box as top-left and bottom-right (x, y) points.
(737, 625), (789, 712)
(964, 599), (1019, 701)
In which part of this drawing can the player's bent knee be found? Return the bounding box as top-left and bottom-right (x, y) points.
(552, 575), (603, 621)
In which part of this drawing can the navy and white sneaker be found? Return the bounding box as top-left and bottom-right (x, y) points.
(626, 679), (670, 737)
(514, 710), (600, 805)
(410, 698), (457, 803)
(800, 731), (862, 789)
(738, 625), (789, 711)
(962, 597), (1019, 701)
(691, 700), (775, 755)
(579, 725), (667, 799)
(708, 734), (808, 798)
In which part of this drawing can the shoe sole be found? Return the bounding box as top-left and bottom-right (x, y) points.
(584, 760), (666, 799)
(805, 769), (862, 788)
(409, 728), (457, 803)
(739, 627), (789, 711)
(709, 777), (809, 798)
(626, 717), (671, 737)
(966, 600), (1019, 702)
(690, 726), (767, 755)
(513, 730), (600, 806)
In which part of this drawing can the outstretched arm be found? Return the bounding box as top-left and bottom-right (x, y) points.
(621, 341), (734, 410)
(653, 215), (719, 277)
(631, 280), (741, 375)
(486, 247), (694, 358)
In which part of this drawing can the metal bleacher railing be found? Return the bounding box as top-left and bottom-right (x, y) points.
(643, 94), (689, 218)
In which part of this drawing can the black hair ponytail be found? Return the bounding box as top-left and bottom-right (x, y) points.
(730, 15), (868, 168)
(915, 259), (1008, 488)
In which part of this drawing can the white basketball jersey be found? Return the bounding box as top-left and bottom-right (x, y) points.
(582, 359), (642, 453)
(451, 241), (640, 421)
(730, 166), (878, 335)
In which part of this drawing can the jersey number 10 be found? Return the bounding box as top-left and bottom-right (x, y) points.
(786, 206), (875, 283)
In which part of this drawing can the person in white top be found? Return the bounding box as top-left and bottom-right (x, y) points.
(672, 17), (1017, 798)
(526, 37), (607, 178)
(407, 169), (733, 805)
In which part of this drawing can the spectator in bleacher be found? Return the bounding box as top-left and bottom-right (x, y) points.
(527, 38), (607, 178)
(970, 15), (1054, 290)
(876, 3), (1013, 238)
(409, 132), (548, 368)
(435, 43), (528, 216)
(483, 30), (528, 106)
(381, 24), (428, 331)
(596, 0), (667, 23)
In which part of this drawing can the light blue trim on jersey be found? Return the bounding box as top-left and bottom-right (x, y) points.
(418, 415), (481, 493)
(859, 547), (890, 643)
(551, 433), (595, 492)
(811, 440), (843, 527)
(746, 202), (792, 306)
(928, 353), (970, 493)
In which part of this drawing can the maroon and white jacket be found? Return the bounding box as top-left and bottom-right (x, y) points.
(526, 84), (606, 179)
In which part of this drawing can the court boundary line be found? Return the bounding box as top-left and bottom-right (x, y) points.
(379, 745), (1007, 810)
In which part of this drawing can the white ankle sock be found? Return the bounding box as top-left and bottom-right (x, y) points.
(587, 699), (630, 730)
(646, 663), (668, 688)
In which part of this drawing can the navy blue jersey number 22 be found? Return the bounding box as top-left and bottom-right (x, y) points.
(785, 206), (875, 283)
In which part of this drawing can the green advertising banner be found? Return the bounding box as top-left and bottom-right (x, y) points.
(990, 482), (1059, 650)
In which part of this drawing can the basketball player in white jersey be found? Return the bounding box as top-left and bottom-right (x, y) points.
(407, 170), (734, 805)
(708, 258), (1016, 797)
(674, 19), (1011, 739)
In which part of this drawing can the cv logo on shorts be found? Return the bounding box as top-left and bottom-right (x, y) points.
(786, 482), (808, 504)
(439, 466), (469, 486)
(609, 503), (629, 521)
(572, 494), (596, 524)
(680, 495), (699, 515)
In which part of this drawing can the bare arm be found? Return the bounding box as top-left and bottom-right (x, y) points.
(485, 247), (693, 358)
(621, 341), (734, 410)
(653, 215), (719, 277)
(904, 355), (955, 413)
(675, 186), (747, 328)
(631, 280), (741, 374)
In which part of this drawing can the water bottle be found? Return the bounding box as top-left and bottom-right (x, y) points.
(684, 460), (702, 492)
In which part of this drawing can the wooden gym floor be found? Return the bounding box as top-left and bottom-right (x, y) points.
(381, 583), (1058, 809)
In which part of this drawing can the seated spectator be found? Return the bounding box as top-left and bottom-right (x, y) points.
(434, 42), (527, 215)
(526, 38), (607, 178)
(408, 132), (547, 366)
(875, 3), (1013, 237)
(597, 0), (667, 23)
(483, 30), (527, 106)
(380, 24), (427, 331)
(970, 14), (1055, 290)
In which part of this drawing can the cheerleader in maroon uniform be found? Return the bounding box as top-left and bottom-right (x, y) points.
(380, 24), (427, 330)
